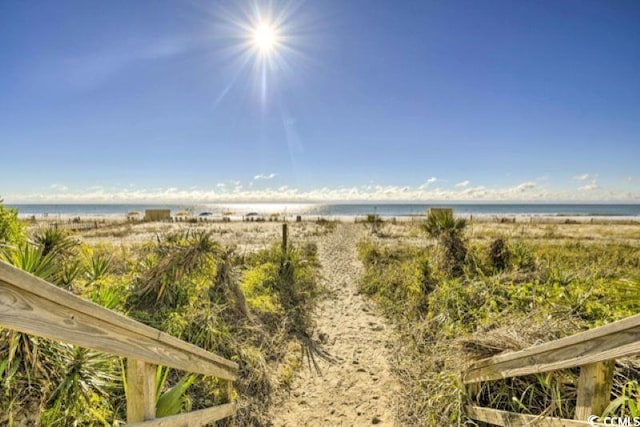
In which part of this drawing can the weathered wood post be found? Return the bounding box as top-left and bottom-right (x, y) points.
(226, 379), (234, 404)
(575, 361), (614, 420)
(127, 358), (157, 422)
(282, 223), (288, 252)
(465, 382), (480, 406)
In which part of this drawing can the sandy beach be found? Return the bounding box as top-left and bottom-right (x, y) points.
(21, 214), (640, 248)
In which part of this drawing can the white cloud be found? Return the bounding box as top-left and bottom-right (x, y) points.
(455, 180), (470, 188)
(418, 177), (437, 189)
(578, 180), (599, 191)
(573, 173), (592, 182)
(50, 184), (68, 191)
(6, 179), (638, 204)
(254, 173), (277, 180)
(216, 183), (225, 188)
(515, 182), (537, 192)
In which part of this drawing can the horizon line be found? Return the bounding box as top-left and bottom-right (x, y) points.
(5, 200), (640, 205)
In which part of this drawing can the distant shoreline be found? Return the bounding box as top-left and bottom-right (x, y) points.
(8, 202), (640, 221)
(14, 213), (640, 226)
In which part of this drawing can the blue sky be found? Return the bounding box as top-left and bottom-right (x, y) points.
(1, 0), (639, 202)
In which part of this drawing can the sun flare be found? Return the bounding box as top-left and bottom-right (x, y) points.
(253, 23), (278, 52)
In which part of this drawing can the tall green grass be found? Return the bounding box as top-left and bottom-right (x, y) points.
(358, 232), (640, 425)
(0, 228), (320, 425)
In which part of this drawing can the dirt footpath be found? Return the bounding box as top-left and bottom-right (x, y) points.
(272, 223), (400, 426)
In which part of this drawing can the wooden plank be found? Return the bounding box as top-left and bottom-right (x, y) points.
(575, 361), (614, 420)
(0, 261), (237, 380)
(1, 260), (236, 370)
(466, 406), (603, 426)
(464, 312), (640, 383)
(127, 403), (236, 426)
(127, 359), (157, 422)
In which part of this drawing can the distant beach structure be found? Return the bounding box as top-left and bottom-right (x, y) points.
(7, 203), (640, 221)
(144, 209), (171, 222)
(126, 211), (142, 221)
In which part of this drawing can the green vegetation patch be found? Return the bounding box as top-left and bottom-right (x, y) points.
(0, 226), (320, 426)
(358, 223), (640, 425)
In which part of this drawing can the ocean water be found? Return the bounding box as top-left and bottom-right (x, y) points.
(7, 203), (640, 218)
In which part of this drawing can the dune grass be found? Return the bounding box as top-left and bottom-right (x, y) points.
(358, 220), (640, 425)
(0, 223), (320, 425)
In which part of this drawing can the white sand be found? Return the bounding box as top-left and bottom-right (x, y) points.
(272, 223), (400, 426)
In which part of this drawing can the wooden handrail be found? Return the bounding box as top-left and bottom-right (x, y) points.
(463, 312), (640, 425)
(0, 260), (239, 424)
(128, 403), (237, 426)
(464, 312), (640, 383)
(465, 406), (604, 426)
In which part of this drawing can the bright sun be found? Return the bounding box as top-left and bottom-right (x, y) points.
(253, 23), (278, 52)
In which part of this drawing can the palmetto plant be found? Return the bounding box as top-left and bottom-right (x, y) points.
(423, 210), (467, 240)
(37, 344), (120, 426)
(603, 380), (640, 418)
(1, 243), (69, 423)
(423, 210), (468, 277)
(47, 345), (118, 405)
(212, 247), (250, 318)
(121, 365), (195, 419)
(2, 242), (59, 282)
(33, 227), (78, 258)
(136, 230), (219, 308)
(85, 254), (112, 284)
(154, 366), (196, 417)
(32, 228), (83, 290)
(0, 329), (59, 424)
(59, 261), (83, 290)
(1, 330), (55, 387)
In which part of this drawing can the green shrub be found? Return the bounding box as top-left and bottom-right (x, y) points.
(0, 225), (321, 425)
(0, 199), (24, 246)
(358, 236), (640, 424)
(133, 230), (219, 309)
(357, 241), (434, 320)
(489, 238), (510, 271)
(33, 227), (77, 258)
(244, 243), (319, 337)
(423, 210), (468, 276)
(2, 242), (59, 283)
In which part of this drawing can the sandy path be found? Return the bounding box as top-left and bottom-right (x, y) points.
(273, 224), (399, 426)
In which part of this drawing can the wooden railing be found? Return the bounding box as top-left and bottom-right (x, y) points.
(0, 260), (239, 425)
(463, 312), (640, 426)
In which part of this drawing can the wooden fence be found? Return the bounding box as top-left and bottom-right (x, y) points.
(0, 260), (239, 425)
(463, 312), (640, 425)
(49, 221), (99, 231)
